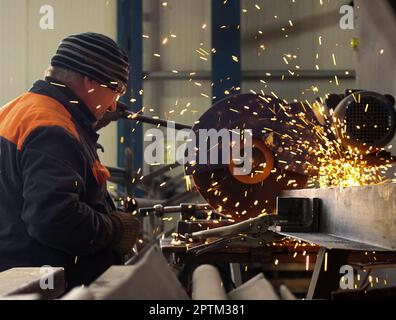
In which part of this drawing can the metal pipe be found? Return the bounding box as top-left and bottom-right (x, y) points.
(122, 110), (192, 130)
(95, 101), (192, 131)
(143, 70), (356, 81)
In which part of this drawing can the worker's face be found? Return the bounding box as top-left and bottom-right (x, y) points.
(82, 77), (121, 120)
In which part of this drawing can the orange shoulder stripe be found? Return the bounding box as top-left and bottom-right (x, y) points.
(0, 92), (80, 150)
(92, 160), (111, 185)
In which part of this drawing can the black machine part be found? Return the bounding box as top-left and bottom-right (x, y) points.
(328, 90), (396, 152)
(274, 197), (320, 233)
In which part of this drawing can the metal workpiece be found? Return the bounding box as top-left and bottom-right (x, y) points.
(188, 215), (271, 241)
(281, 184), (396, 251)
(138, 203), (216, 218)
(278, 232), (387, 252)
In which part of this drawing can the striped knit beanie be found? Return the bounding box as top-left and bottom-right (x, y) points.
(51, 32), (129, 94)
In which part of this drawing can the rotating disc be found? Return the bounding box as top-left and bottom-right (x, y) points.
(185, 94), (321, 220)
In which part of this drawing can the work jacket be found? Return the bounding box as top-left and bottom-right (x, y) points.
(0, 77), (122, 288)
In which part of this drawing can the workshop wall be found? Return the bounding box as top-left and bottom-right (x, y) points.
(141, 0), (212, 179)
(241, 0), (356, 102)
(356, 0), (396, 166)
(143, 0), (212, 128)
(0, 1), (28, 105)
(0, 0), (118, 167)
(140, 0), (358, 179)
(142, 0), (357, 120)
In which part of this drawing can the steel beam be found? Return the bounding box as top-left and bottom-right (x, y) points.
(281, 184), (396, 251)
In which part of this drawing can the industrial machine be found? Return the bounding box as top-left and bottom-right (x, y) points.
(105, 90), (395, 221)
(184, 91), (395, 220)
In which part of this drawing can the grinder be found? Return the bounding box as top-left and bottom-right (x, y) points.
(184, 93), (323, 220)
(184, 92), (396, 220)
(99, 91), (395, 221)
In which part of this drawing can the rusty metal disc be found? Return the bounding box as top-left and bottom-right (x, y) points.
(185, 94), (320, 220)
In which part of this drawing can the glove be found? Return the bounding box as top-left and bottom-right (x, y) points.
(109, 211), (140, 255)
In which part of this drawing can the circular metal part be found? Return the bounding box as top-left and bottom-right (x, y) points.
(228, 138), (274, 185)
(185, 93), (319, 220)
(191, 165), (308, 220)
(333, 91), (396, 152)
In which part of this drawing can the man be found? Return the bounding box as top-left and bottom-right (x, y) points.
(0, 32), (139, 288)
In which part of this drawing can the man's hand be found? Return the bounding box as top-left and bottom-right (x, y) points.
(109, 211), (140, 255)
